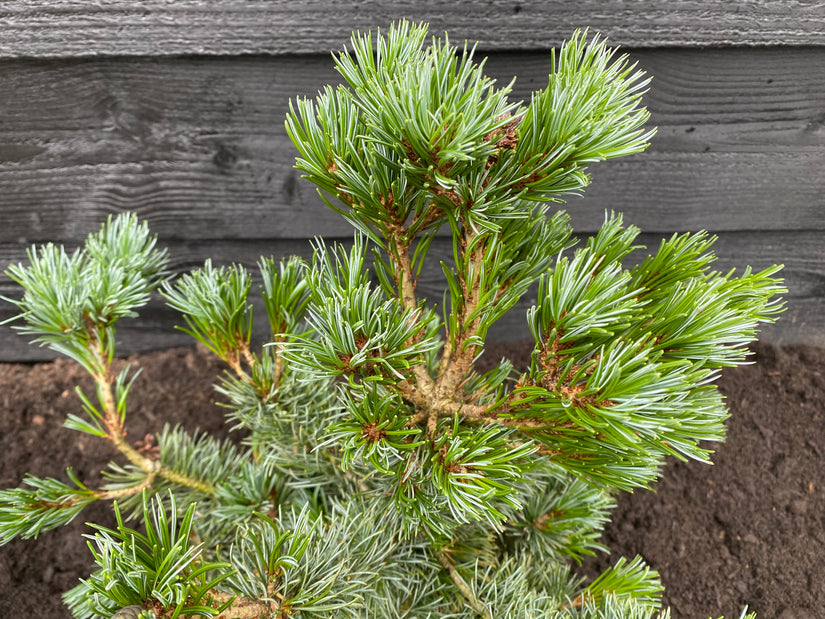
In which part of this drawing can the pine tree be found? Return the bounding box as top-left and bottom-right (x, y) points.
(0, 21), (783, 619)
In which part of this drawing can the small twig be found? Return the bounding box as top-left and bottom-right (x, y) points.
(427, 409), (439, 436)
(405, 410), (429, 427)
(436, 228), (485, 401)
(387, 222), (438, 396)
(388, 226), (418, 314)
(434, 549), (492, 619)
(240, 342), (257, 370)
(436, 344), (453, 381)
(272, 337), (285, 387)
(91, 360), (215, 497)
(94, 473), (157, 501)
(224, 352), (247, 381)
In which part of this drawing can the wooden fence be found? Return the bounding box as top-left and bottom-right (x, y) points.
(1, 2), (823, 359)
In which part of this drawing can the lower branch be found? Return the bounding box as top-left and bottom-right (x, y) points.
(93, 370), (216, 497)
(158, 467), (214, 495)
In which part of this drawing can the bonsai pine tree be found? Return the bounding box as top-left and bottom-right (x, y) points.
(0, 21), (783, 619)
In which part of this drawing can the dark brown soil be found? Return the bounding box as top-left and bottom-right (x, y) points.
(1, 341), (824, 618)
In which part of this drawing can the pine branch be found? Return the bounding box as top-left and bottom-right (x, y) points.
(2, 22), (785, 619)
(384, 220), (439, 395)
(436, 222), (486, 407)
(161, 260), (255, 383)
(88, 347), (214, 497)
(0, 471), (99, 544)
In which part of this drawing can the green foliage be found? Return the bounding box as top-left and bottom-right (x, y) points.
(3, 214), (167, 374)
(259, 255), (312, 337)
(64, 493), (232, 619)
(330, 385), (425, 473)
(223, 501), (404, 616)
(584, 556), (663, 608)
(1, 20), (784, 619)
(429, 418), (536, 525)
(161, 260), (253, 363)
(501, 466), (615, 564)
(0, 470), (99, 545)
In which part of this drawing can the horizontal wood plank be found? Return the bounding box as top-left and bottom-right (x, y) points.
(1, 1), (824, 58)
(1, 47), (821, 359)
(1, 230), (820, 360)
(0, 48), (823, 246)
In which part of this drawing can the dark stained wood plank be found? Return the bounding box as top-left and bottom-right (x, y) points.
(0, 48), (823, 245)
(2, 152), (821, 242)
(1, 1), (824, 58)
(1, 230), (820, 360)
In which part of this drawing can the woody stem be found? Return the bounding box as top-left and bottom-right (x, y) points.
(434, 549), (492, 619)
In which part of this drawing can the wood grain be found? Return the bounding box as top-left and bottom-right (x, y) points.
(0, 48), (823, 246)
(1, 1), (824, 58)
(0, 47), (822, 357)
(1, 229), (819, 360)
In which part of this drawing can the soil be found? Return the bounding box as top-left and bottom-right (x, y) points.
(1, 341), (824, 618)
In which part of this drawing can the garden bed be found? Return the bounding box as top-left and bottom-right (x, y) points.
(1, 340), (823, 618)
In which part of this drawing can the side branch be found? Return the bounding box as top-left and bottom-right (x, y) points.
(386, 223), (436, 393)
(436, 226), (485, 400)
(434, 548), (492, 619)
(91, 364), (215, 497)
(387, 224), (418, 313)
